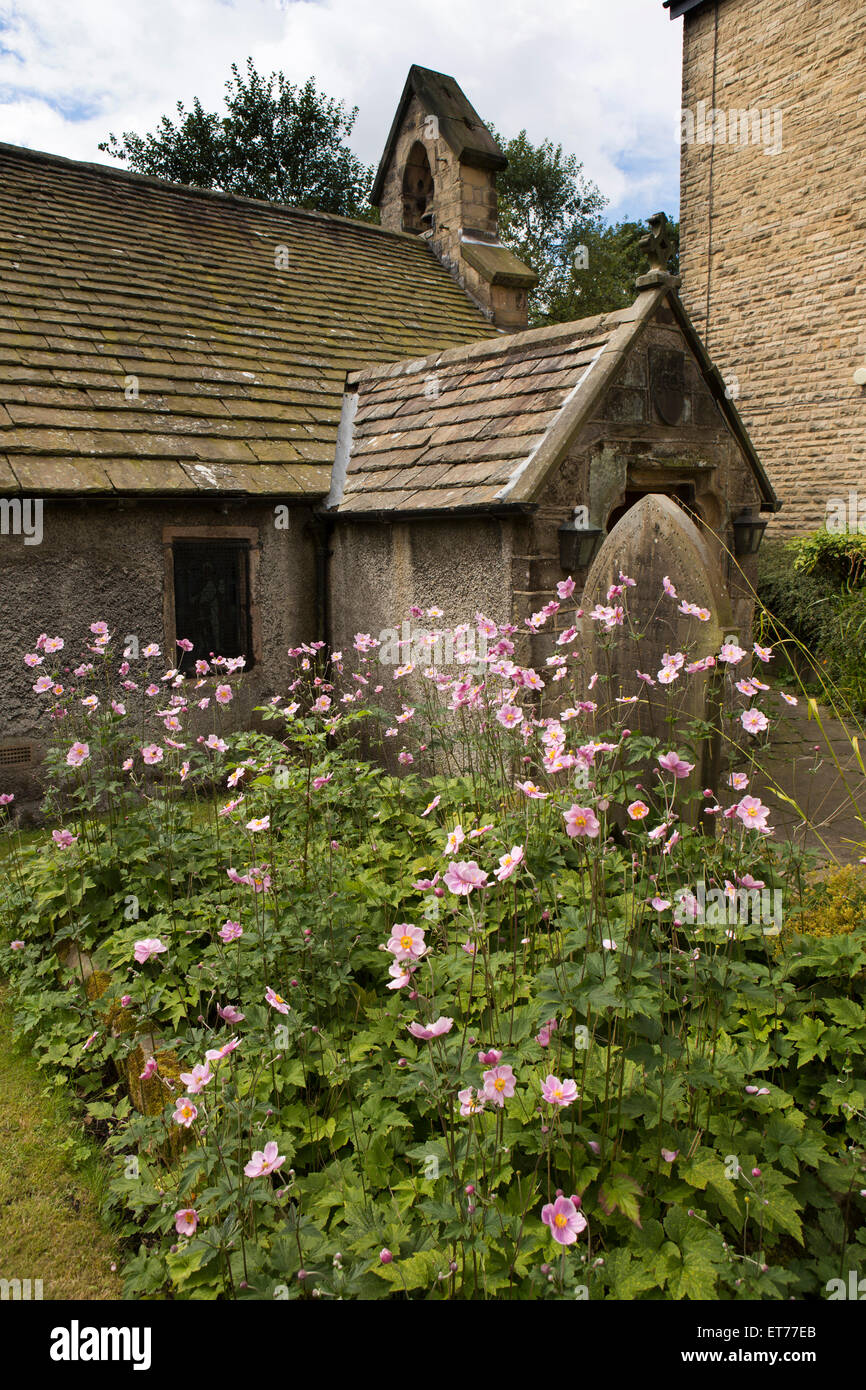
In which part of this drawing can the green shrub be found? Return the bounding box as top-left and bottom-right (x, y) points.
(758, 535), (866, 711)
(2, 590), (865, 1302)
(788, 866), (866, 940)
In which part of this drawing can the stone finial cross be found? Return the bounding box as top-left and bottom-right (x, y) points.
(639, 212), (673, 272)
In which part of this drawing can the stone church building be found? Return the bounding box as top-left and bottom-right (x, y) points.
(0, 64), (777, 801)
(665, 0), (866, 534)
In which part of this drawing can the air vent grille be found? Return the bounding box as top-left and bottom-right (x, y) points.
(0, 744), (32, 767)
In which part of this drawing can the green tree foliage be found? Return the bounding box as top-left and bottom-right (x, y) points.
(491, 127), (678, 325)
(99, 58), (376, 219)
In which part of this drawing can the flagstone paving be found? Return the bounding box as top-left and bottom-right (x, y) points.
(755, 700), (865, 864)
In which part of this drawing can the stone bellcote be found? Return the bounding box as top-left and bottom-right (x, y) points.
(371, 65), (537, 330)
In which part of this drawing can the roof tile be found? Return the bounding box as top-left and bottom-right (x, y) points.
(0, 142), (497, 496)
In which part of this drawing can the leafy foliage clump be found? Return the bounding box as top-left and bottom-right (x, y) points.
(758, 536), (866, 712)
(99, 58), (376, 219)
(491, 125), (678, 327)
(789, 866), (866, 940)
(2, 586), (865, 1301)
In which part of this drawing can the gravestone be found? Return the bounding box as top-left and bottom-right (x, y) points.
(575, 493), (736, 804)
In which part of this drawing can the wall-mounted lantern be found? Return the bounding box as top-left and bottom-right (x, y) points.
(732, 510), (768, 556)
(558, 519), (604, 571)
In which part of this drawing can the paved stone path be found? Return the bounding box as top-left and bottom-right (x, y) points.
(755, 700), (866, 864)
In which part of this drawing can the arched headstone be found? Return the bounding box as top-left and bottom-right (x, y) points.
(574, 494), (735, 805)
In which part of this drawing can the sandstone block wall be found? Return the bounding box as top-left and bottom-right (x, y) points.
(679, 0), (866, 535)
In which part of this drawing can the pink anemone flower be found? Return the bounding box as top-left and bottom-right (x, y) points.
(541, 1194), (587, 1245)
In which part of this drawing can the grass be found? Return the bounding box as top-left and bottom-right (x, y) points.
(0, 981), (123, 1300)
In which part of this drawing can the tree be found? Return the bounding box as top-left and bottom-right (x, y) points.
(99, 58), (376, 219)
(491, 127), (678, 326)
(543, 216), (680, 324)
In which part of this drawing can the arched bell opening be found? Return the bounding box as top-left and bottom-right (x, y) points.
(401, 142), (435, 234)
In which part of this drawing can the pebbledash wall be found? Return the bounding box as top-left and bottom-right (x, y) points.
(676, 0), (866, 535)
(328, 305), (765, 708)
(0, 498), (317, 802)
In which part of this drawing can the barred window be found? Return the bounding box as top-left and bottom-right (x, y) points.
(172, 539), (253, 672)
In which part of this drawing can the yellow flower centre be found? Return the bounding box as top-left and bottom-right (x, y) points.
(554, 1214), (567, 1228)
(494, 1078), (506, 1092)
(400, 935), (412, 950)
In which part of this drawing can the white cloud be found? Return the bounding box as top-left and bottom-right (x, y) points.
(0, 0), (682, 220)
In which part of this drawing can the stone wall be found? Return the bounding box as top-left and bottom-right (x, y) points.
(0, 498), (318, 807)
(327, 512), (516, 662)
(679, 0), (866, 535)
(329, 308), (764, 730)
(512, 311), (764, 670)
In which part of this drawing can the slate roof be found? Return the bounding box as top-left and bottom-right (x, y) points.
(331, 312), (629, 512)
(0, 142), (497, 497)
(330, 285), (780, 514)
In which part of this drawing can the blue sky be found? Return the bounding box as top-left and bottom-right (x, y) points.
(0, 0), (683, 224)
